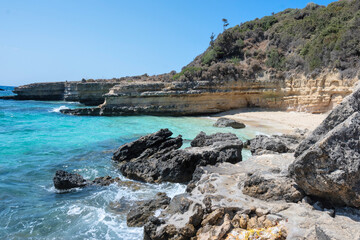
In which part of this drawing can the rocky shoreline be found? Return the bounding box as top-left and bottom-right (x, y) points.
(53, 83), (360, 240)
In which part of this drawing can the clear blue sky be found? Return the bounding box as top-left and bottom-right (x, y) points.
(0, 0), (334, 86)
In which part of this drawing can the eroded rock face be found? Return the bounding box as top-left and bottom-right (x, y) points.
(113, 130), (243, 183)
(290, 111), (360, 207)
(213, 118), (246, 129)
(127, 192), (170, 227)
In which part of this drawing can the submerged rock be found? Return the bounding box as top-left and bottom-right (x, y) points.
(113, 129), (243, 183)
(213, 118), (246, 129)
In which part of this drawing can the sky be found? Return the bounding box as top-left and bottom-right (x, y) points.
(0, 0), (334, 86)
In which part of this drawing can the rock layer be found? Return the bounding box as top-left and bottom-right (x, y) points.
(61, 73), (358, 116)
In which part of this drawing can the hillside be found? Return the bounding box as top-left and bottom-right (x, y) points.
(176, 0), (360, 82)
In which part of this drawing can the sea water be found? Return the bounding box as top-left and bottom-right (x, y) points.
(0, 86), (255, 239)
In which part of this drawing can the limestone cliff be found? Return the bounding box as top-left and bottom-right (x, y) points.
(61, 71), (357, 116)
(10, 81), (119, 106)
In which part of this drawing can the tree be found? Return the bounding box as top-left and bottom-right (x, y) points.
(222, 18), (229, 30)
(210, 32), (215, 47)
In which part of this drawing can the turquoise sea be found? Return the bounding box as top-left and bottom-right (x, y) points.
(0, 86), (257, 239)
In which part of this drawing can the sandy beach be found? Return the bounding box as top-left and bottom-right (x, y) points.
(213, 108), (328, 134)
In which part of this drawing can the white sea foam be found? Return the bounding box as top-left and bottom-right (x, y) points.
(50, 105), (69, 113)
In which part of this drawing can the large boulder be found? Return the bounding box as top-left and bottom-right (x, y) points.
(113, 129), (243, 183)
(290, 84), (360, 207)
(213, 118), (246, 129)
(289, 112), (360, 207)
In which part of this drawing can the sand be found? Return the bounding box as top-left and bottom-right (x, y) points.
(212, 108), (328, 135)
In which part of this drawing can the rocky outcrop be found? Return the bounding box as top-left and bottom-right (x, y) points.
(213, 118), (246, 129)
(13, 82), (66, 101)
(289, 84), (360, 207)
(243, 174), (305, 203)
(63, 81), (119, 106)
(53, 170), (87, 190)
(142, 153), (360, 240)
(113, 129), (243, 183)
(247, 134), (302, 155)
(127, 192), (170, 227)
(53, 170), (141, 191)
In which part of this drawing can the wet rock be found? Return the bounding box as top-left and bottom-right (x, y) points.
(127, 192), (170, 227)
(53, 170), (87, 190)
(290, 111), (360, 207)
(248, 134), (300, 155)
(213, 118), (246, 129)
(53, 170), (142, 191)
(114, 129), (242, 183)
(242, 174), (305, 203)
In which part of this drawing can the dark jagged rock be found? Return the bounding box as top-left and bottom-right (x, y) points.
(113, 130), (243, 183)
(113, 128), (178, 162)
(289, 111), (360, 207)
(127, 192), (170, 227)
(213, 118), (246, 129)
(53, 170), (142, 191)
(53, 170), (87, 190)
(242, 174), (305, 203)
(248, 134), (301, 155)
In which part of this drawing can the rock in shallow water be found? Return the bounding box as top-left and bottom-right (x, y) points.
(213, 118), (246, 129)
(53, 170), (87, 190)
(53, 170), (142, 191)
(113, 129), (243, 183)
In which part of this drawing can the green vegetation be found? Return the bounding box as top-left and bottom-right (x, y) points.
(172, 66), (202, 80)
(190, 0), (360, 82)
(266, 49), (285, 70)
